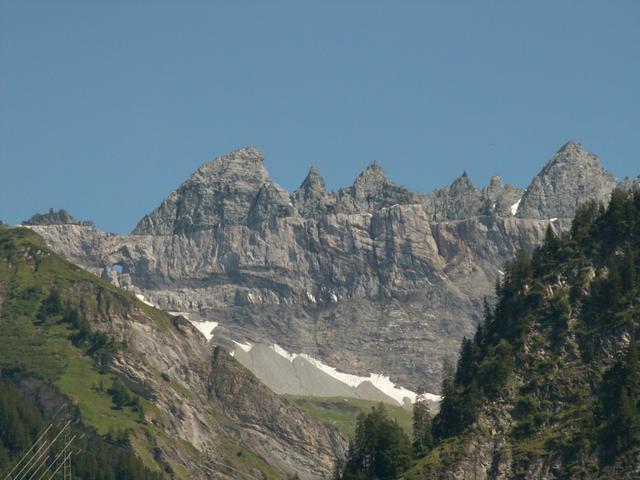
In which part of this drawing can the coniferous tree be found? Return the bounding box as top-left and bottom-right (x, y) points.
(338, 404), (412, 480)
(412, 392), (434, 458)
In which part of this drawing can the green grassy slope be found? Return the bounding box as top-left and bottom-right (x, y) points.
(0, 227), (172, 475)
(0, 227), (301, 479)
(284, 395), (413, 439)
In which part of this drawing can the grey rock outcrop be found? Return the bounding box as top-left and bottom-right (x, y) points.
(419, 172), (524, 221)
(27, 142), (629, 396)
(423, 171), (484, 221)
(23, 208), (94, 226)
(1, 227), (346, 479)
(334, 161), (420, 213)
(481, 174), (524, 217)
(516, 141), (618, 219)
(133, 147), (292, 235)
(292, 166), (333, 218)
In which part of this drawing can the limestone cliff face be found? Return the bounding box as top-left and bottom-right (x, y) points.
(133, 147), (293, 235)
(516, 141), (618, 219)
(0, 228), (346, 480)
(27, 142), (629, 394)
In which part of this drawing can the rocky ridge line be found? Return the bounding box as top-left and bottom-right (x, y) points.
(25, 142), (633, 394)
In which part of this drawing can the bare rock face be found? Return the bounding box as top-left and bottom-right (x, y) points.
(335, 161), (420, 213)
(208, 348), (346, 475)
(27, 142), (629, 395)
(133, 147), (293, 235)
(23, 208), (94, 226)
(0, 228), (346, 479)
(482, 174), (524, 217)
(292, 166), (332, 218)
(516, 141), (618, 219)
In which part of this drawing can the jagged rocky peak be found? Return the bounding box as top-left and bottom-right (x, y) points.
(482, 174), (525, 217)
(335, 161), (419, 213)
(292, 165), (335, 217)
(422, 171), (484, 221)
(449, 170), (477, 192)
(190, 146), (269, 185)
(133, 147), (292, 235)
(354, 160), (386, 188)
(296, 166), (328, 201)
(23, 208), (94, 227)
(304, 165), (325, 187)
(488, 173), (504, 190)
(517, 140), (618, 219)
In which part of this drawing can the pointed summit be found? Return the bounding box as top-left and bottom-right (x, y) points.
(482, 175), (524, 217)
(300, 165), (326, 191)
(556, 139), (582, 153)
(133, 147), (291, 234)
(308, 164), (321, 176)
(355, 160), (386, 181)
(353, 161), (393, 195)
(488, 174), (504, 189)
(292, 165), (333, 217)
(332, 161), (418, 213)
(516, 141), (617, 219)
(191, 146), (268, 185)
(449, 170), (478, 194)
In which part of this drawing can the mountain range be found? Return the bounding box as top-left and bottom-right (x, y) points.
(3, 140), (640, 479)
(20, 141), (638, 403)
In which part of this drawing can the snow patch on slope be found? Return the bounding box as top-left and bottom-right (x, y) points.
(233, 340), (254, 352)
(511, 198), (522, 216)
(267, 343), (440, 405)
(188, 320), (218, 341)
(135, 293), (156, 307)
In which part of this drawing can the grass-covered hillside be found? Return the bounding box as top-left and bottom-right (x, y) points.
(0, 227), (178, 477)
(284, 395), (414, 438)
(0, 227), (345, 479)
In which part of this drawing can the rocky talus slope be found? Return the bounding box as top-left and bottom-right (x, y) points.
(26, 141), (631, 395)
(0, 227), (345, 479)
(408, 189), (640, 479)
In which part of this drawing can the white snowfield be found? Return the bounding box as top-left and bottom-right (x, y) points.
(135, 293), (156, 307)
(511, 198), (522, 216)
(188, 320), (219, 341)
(233, 340), (254, 352)
(131, 294), (439, 405)
(267, 343), (440, 405)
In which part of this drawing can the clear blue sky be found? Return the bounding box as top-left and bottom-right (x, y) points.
(1, 1), (639, 233)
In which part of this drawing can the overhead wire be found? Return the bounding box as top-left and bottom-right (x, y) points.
(1, 405), (67, 480)
(14, 421), (69, 480)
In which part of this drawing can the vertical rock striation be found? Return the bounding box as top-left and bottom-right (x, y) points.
(27, 142), (633, 395)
